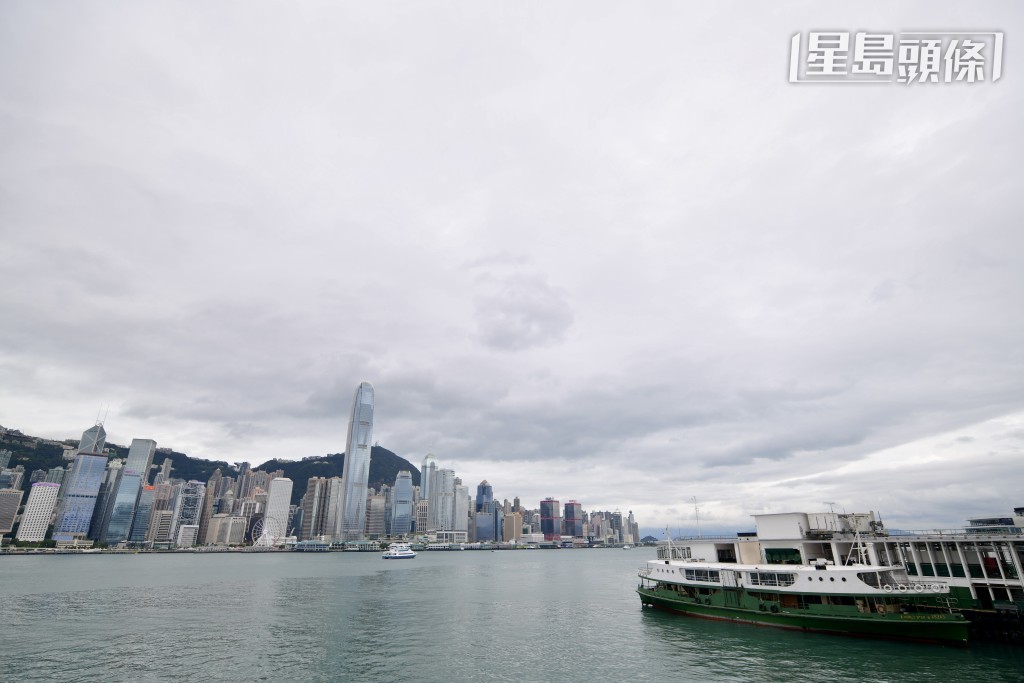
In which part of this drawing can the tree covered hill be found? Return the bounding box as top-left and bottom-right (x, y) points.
(1, 426), (420, 507)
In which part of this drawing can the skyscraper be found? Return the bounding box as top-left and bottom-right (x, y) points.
(129, 486), (156, 543)
(0, 488), (24, 533)
(170, 481), (206, 544)
(563, 501), (584, 538)
(101, 444), (155, 544)
(475, 480), (493, 512)
(52, 423), (109, 542)
(390, 471), (414, 536)
(339, 382), (374, 541)
(540, 498), (561, 541)
(261, 476), (293, 545)
(15, 482), (61, 542)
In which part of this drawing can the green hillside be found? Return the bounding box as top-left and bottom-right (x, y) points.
(1, 427), (420, 508)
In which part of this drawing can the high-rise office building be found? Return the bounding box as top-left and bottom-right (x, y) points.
(101, 438), (157, 543)
(390, 471), (414, 536)
(365, 489), (386, 537)
(0, 488), (24, 533)
(129, 486), (156, 543)
(52, 424), (110, 541)
(78, 423), (106, 455)
(420, 454), (437, 503)
(300, 477), (329, 540)
(453, 483), (469, 532)
(563, 501), (584, 538)
(433, 469), (455, 531)
(0, 449), (11, 469)
(475, 480), (493, 512)
(170, 481), (206, 544)
(339, 382), (374, 540)
(262, 476), (293, 544)
(15, 482), (61, 542)
(323, 477), (345, 541)
(90, 458), (125, 541)
(540, 498), (561, 541)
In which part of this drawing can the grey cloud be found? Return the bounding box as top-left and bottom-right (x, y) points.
(473, 271), (574, 351)
(3, 2), (1024, 530)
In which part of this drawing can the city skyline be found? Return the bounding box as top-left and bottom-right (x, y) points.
(3, 3), (1023, 532)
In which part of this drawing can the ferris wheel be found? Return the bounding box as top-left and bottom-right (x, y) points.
(251, 516), (285, 548)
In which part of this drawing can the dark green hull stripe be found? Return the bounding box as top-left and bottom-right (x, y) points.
(638, 588), (969, 645)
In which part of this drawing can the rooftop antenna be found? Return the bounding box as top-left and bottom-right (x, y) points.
(692, 497), (701, 539)
(102, 405), (109, 425)
(824, 501), (837, 531)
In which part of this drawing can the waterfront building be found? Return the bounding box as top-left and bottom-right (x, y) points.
(540, 498), (561, 541)
(15, 482), (61, 542)
(0, 488), (24, 533)
(176, 524), (199, 547)
(323, 477), (345, 541)
(129, 486), (155, 543)
(300, 477), (329, 540)
(503, 511), (523, 544)
(339, 382), (374, 540)
(415, 499), (429, 533)
(169, 481), (206, 543)
(89, 458), (124, 541)
(207, 513), (247, 545)
(610, 511), (623, 544)
(263, 477), (293, 543)
(433, 469), (455, 531)
(390, 471), (414, 536)
(453, 483), (469, 533)
(148, 509), (175, 544)
(563, 501), (584, 538)
(52, 424), (110, 541)
(197, 469), (222, 544)
(365, 489), (387, 537)
(628, 510), (639, 545)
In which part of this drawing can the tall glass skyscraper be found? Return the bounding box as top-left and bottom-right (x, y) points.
(390, 471), (414, 536)
(53, 423), (109, 541)
(540, 498), (561, 541)
(103, 438), (157, 545)
(339, 382), (374, 540)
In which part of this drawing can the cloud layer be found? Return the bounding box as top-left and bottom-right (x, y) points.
(2, 2), (1023, 531)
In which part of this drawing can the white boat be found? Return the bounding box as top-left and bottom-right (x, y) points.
(382, 542), (417, 560)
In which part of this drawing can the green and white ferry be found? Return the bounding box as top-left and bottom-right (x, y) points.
(638, 542), (969, 645)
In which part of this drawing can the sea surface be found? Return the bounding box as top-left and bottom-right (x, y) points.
(2, 548), (1022, 682)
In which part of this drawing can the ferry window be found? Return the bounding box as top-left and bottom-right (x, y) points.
(749, 572), (795, 587)
(684, 569), (720, 582)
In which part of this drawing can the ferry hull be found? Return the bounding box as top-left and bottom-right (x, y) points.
(638, 586), (969, 645)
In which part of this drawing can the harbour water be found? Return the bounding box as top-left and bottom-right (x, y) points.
(2, 549), (1022, 682)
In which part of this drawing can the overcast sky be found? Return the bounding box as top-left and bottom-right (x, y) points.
(2, 2), (1022, 534)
